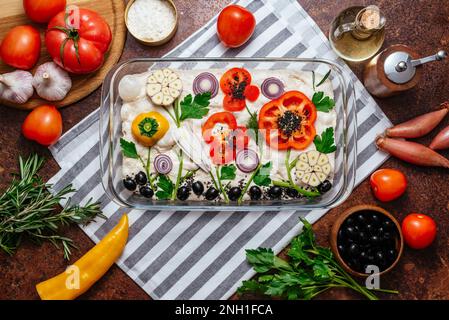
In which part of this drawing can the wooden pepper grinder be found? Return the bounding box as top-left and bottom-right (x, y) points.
(364, 44), (447, 97)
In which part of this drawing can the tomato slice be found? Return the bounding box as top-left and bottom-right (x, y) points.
(220, 68), (252, 95)
(202, 112), (237, 143)
(258, 90), (317, 150)
(223, 94), (246, 112)
(243, 85), (260, 102)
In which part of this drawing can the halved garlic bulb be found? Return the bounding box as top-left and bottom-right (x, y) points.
(146, 68), (182, 106)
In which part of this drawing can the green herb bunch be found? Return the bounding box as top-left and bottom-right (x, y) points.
(0, 154), (104, 259)
(238, 218), (398, 300)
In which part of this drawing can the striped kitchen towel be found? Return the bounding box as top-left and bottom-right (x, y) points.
(48, 0), (391, 299)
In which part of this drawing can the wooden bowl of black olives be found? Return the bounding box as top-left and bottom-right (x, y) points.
(330, 205), (403, 277)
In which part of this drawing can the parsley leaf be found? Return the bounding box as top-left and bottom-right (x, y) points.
(312, 91), (335, 113)
(155, 175), (174, 200)
(313, 127), (337, 154)
(179, 92), (211, 121)
(253, 162), (272, 186)
(220, 164), (237, 180)
(120, 138), (139, 159)
(237, 218), (398, 300)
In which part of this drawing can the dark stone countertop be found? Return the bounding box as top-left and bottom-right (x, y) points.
(0, 0), (448, 300)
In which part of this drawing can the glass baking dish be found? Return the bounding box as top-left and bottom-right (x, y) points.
(99, 58), (357, 211)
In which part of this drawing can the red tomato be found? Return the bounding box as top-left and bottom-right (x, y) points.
(402, 213), (437, 249)
(0, 25), (41, 70)
(258, 91), (317, 150)
(244, 85), (260, 102)
(22, 105), (63, 146)
(23, 0), (66, 23)
(217, 5), (256, 48)
(45, 8), (112, 74)
(370, 169), (407, 202)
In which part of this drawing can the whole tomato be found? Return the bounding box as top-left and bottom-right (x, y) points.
(22, 105), (63, 146)
(45, 8), (112, 74)
(370, 169), (407, 202)
(0, 25), (41, 70)
(217, 5), (256, 48)
(23, 0), (67, 23)
(402, 213), (437, 249)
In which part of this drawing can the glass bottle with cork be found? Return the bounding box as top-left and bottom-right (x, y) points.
(329, 5), (386, 62)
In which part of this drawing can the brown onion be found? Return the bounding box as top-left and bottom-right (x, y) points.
(376, 137), (449, 168)
(430, 125), (449, 150)
(386, 102), (449, 138)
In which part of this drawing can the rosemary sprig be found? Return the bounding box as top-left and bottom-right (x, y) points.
(0, 154), (104, 259)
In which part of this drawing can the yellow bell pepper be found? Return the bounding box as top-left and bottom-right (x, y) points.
(132, 111), (169, 147)
(36, 214), (129, 300)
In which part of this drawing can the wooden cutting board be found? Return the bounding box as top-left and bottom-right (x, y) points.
(0, 0), (126, 110)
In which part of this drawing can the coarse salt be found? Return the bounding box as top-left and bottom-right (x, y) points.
(127, 0), (176, 42)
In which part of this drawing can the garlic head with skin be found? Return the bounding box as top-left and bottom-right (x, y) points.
(0, 70), (34, 104)
(33, 62), (72, 101)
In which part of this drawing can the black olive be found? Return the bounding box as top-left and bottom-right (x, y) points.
(370, 235), (381, 244)
(285, 188), (299, 198)
(344, 216), (354, 227)
(249, 186), (262, 200)
(358, 231), (368, 243)
(386, 248), (397, 261)
(123, 177), (137, 191)
(192, 181), (204, 196)
(359, 251), (367, 263)
(370, 213), (381, 225)
(382, 219), (394, 231)
(177, 187), (190, 201)
(348, 243), (360, 256)
(382, 231), (393, 242)
(318, 180), (332, 193)
(228, 187), (242, 201)
(337, 229), (345, 243)
(139, 185), (154, 198)
(337, 244), (346, 256)
(365, 223), (374, 235)
(268, 186), (282, 199)
(135, 171), (147, 185)
(205, 187), (219, 201)
(343, 225), (356, 239)
(375, 250), (385, 262)
(355, 213), (366, 224)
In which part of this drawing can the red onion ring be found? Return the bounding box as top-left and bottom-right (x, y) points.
(193, 72), (219, 98)
(154, 154), (173, 174)
(261, 77), (285, 100)
(236, 149), (259, 173)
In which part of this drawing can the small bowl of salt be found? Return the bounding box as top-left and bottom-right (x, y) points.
(125, 0), (178, 46)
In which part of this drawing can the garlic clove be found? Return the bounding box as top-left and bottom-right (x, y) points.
(32, 62), (72, 101)
(0, 70), (34, 104)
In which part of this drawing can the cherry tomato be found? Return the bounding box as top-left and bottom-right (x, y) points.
(258, 91), (317, 150)
(402, 213), (437, 249)
(217, 5), (256, 48)
(23, 0), (66, 23)
(244, 85), (260, 102)
(370, 169), (407, 202)
(0, 25), (41, 70)
(22, 105), (63, 146)
(46, 8), (112, 74)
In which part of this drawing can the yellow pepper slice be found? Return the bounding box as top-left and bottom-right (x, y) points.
(131, 111), (169, 147)
(36, 214), (129, 300)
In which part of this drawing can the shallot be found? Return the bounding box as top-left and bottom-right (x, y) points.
(376, 137), (449, 168)
(385, 102), (449, 138)
(0, 70), (34, 104)
(430, 125), (449, 150)
(32, 62), (72, 101)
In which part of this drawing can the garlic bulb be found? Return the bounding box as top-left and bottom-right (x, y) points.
(0, 70), (34, 104)
(119, 74), (146, 102)
(33, 62), (72, 101)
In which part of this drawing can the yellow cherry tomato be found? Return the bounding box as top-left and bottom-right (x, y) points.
(131, 111), (169, 147)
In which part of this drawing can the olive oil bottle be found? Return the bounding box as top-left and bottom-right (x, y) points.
(329, 5), (386, 62)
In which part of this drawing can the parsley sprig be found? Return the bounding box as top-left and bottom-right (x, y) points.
(314, 127), (337, 154)
(312, 91), (335, 113)
(238, 218), (398, 300)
